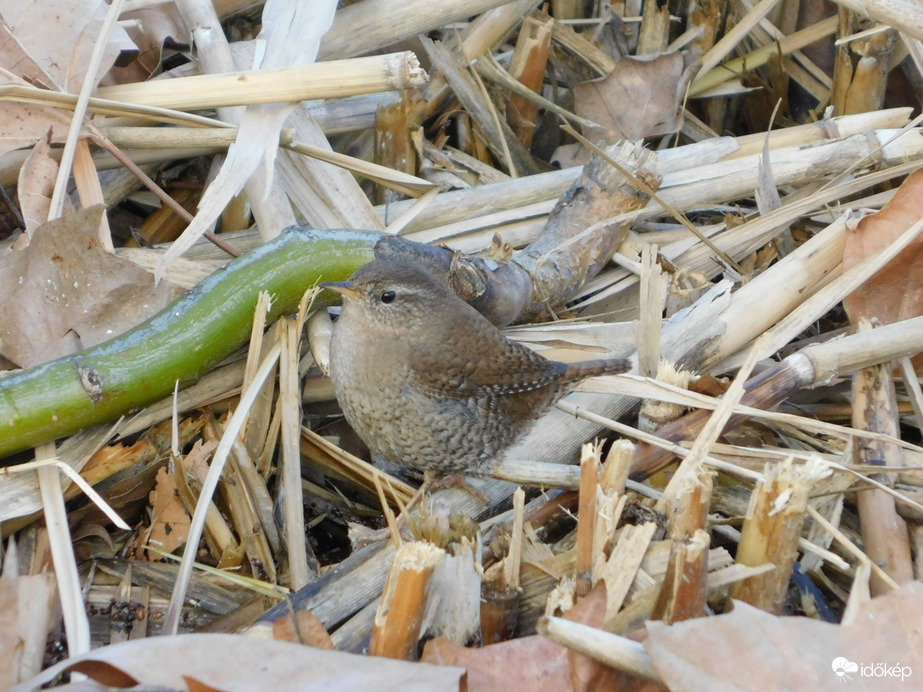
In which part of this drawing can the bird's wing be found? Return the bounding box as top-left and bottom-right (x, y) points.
(413, 329), (565, 399)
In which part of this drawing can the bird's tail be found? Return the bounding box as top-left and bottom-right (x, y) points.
(562, 357), (631, 383)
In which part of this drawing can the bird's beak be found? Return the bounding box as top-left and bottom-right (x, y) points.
(320, 280), (360, 300)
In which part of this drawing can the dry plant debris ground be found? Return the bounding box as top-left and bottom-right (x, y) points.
(2, 0), (923, 690)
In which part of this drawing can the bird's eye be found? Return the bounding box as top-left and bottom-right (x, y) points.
(380, 290), (396, 304)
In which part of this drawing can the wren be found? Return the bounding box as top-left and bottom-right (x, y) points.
(322, 260), (629, 476)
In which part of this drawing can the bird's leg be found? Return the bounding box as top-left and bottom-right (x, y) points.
(421, 470), (494, 510)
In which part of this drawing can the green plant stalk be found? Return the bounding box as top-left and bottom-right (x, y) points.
(0, 226), (380, 461)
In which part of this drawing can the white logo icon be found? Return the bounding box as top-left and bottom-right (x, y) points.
(832, 657), (858, 682)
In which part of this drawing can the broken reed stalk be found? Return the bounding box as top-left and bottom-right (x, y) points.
(506, 13), (552, 147)
(850, 321), (915, 594)
(369, 541), (444, 660)
(96, 53), (428, 110)
(538, 615), (661, 683)
(481, 488), (525, 644)
(575, 445), (600, 597)
(651, 456), (715, 624)
(729, 457), (828, 614)
(600, 439), (634, 495)
(598, 522), (659, 623)
(631, 315), (923, 480)
(655, 334), (767, 521)
(651, 529), (710, 624)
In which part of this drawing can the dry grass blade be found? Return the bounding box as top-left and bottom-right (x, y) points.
(163, 342), (281, 635)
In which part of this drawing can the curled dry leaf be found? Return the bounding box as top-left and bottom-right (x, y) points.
(17, 633), (465, 692)
(0, 0), (134, 93)
(422, 585), (652, 692)
(0, 206), (183, 368)
(103, 5), (190, 85)
(16, 133), (59, 237)
(0, 0), (136, 159)
(644, 582), (923, 692)
(574, 52), (692, 142)
(842, 168), (923, 326)
(0, 564), (57, 690)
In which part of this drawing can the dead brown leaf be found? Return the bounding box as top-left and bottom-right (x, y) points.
(0, 205), (183, 367)
(103, 5), (190, 85)
(422, 585), (657, 692)
(574, 52), (691, 142)
(136, 467), (190, 561)
(644, 582), (923, 691)
(273, 610), (336, 649)
(842, 168), (923, 326)
(0, 91), (74, 162)
(0, 0), (137, 160)
(16, 132), (60, 236)
(0, 557), (57, 690)
(19, 633), (466, 692)
(0, 0), (134, 93)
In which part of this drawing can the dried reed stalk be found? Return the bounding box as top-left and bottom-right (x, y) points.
(850, 321), (915, 594)
(370, 541), (444, 659)
(651, 529), (710, 624)
(97, 53), (427, 111)
(481, 488), (524, 643)
(575, 445), (600, 597)
(538, 615), (661, 682)
(729, 457), (828, 613)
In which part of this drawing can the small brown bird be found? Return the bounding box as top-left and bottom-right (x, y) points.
(322, 260), (629, 476)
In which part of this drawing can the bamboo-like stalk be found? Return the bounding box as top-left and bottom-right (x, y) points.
(575, 444), (600, 597)
(481, 488), (524, 644)
(96, 54), (427, 111)
(650, 529), (709, 624)
(320, 0), (516, 60)
(726, 107), (911, 159)
(506, 13), (552, 147)
(831, 0), (923, 41)
(280, 314), (317, 589)
(370, 541), (444, 659)
(691, 16), (838, 96)
(637, 0), (670, 54)
(631, 315), (923, 480)
(850, 320), (915, 595)
(729, 457), (827, 613)
(600, 439), (634, 494)
(844, 30), (896, 114)
(538, 616), (662, 682)
(391, 123), (921, 248)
